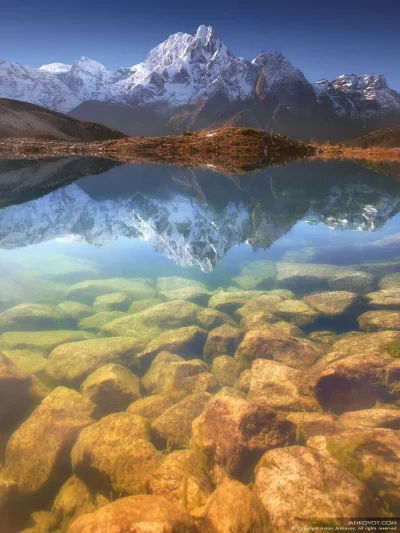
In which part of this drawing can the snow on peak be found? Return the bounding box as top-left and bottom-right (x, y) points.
(39, 62), (72, 74)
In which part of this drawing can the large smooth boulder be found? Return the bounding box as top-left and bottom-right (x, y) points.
(208, 291), (267, 314)
(57, 301), (95, 321)
(232, 267), (276, 290)
(328, 330), (400, 360)
(102, 300), (203, 341)
(235, 291), (293, 319)
(357, 310), (400, 331)
(0, 330), (94, 354)
(379, 272), (400, 290)
(2, 349), (47, 377)
(46, 337), (142, 386)
(71, 412), (150, 491)
(196, 308), (237, 330)
(196, 480), (263, 533)
(137, 326), (208, 369)
(366, 288), (400, 309)
(151, 392), (211, 449)
(211, 355), (241, 387)
(303, 291), (361, 317)
(309, 428), (400, 515)
(52, 475), (109, 532)
(77, 311), (126, 332)
(0, 304), (70, 332)
(127, 395), (175, 420)
(192, 396), (296, 484)
(67, 277), (155, 303)
(235, 330), (324, 370)
(248, 359), (319, 412)
(93, 292), (131, 312)
(159, 286), (212, 306)
(128, 298), (163, 314)
(276, 262), (374, 294)
(337, 409), (400, 430)
(4, 387), (95, 502)
(156, 276), (206, 293)
(80, 363), (141, 414)
(147, 450), (212, 511)
(275, 299), (320, 326)
(254, 446), (374, 531)
(67, 494), (197, 533)
(286, 412), (338, 441)
(203, 325), (244, 362)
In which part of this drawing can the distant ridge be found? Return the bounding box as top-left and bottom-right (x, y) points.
(342, 125), (400, 148)
(0, 98), (126, 141)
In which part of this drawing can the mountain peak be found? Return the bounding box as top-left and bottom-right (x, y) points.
(194, 25), (214, 44)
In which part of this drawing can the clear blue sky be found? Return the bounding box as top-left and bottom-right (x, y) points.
(2, 0), (400, 89)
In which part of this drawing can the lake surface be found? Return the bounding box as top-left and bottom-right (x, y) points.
(0, 157), (399, 531)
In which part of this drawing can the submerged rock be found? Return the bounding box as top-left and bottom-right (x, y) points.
(303, 291), (362, 317)
(208, 291), (267, 314)
(57, 301), (95, 321)
(127, 394), (175, 420)
(0, 304), (70, 332)
(286, 412), (338, 441)
(80, 363), (141, 414)
(137, 326), (208, 369)
(77, 311), (126, 332)
(128, 298), (163, 314)
(366, 288), (400, 309)
(4, 387), (95, 502)
(67, 277), (155, 303)
(236, 330), (323, 370)
(2, 349), (47, 377)
(71, 412), (150, 491)
(275, 299), (320, 326)
(0, 330), (94, 354)
(67, 494), (197, 533)
(203, 325), (244, 362)
(231, 267), (276, 290)
(337, 409), (400, 430)
(235, 291), (293, 318)
(249, 359), (319, 412)
(156, 276), (206, 292)
(211, 355), (241, 387)
(52, 475), (109, 532)
(196, 308), (237, 330)
(159, 286), (212, 306)
(357, 310), (400, 331)
(254, 446), (374, 531)
(379, 272), (400, 290)
(192, 396), (296, 484)
(152, 392), (211, 449)
(147, 449), (212, 511)
(93, 292), (131, 312)
(46, 337), (142, 386)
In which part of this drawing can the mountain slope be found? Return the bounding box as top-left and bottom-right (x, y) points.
(342, 125), (400, 148)
(0, 98), (126, 141)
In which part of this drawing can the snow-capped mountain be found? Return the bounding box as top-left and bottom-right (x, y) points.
(314, 74), (400, 119)
(1, 25), (400, 140)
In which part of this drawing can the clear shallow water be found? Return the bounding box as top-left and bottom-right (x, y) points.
(0, 158), (400, 531)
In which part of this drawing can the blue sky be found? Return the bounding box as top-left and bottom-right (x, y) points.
(2, 0), (400, 89)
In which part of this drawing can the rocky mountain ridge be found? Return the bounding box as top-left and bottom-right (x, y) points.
(1, 26), (400, 140)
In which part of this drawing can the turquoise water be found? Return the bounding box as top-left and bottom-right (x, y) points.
(0, 157), (399, 531)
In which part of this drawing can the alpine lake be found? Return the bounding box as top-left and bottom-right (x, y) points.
(0, 156), (399, 533)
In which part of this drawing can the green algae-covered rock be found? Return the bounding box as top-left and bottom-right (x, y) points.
(275, 299), (320, 326)
(234, 369), (252, 394)
(197, 308), (238, 330)
(77, 311), (126, 332)
(235, 329), (323, 370)
(379, 272), (400, 290)
(93, 292), (131, 312)
(0, 304), (70, 332)
(127, 298), (163, 314)
(254, 446), (374, 531)
(240, 260), (276, 277)
(80, 363), (141, 414)
(4, 387), (95, 501)
(159, 286), (212, 306)
(57, 301), (95, 321)
(147, 449), (213, 511)
(232, 272), (276, 291)
(211, 355), (241, 387)
(357, 310), (400, 331)
(366, 288), (400, 309)
(235, 291), (294, 319)
(308, 330), (339, 346)
(46, 337), (143, 386)
(203, 325), (244, 362)
(151, 392), (211, 449)
(67, 494), (197, 533)
(0, 275), (68, 309)
(192, 396), (296, 484)
(248, 359), (319, 412)
(303, 291), (361, 317)
(52, 475), (109, 533)
(208, 291), (267, 314)
(3, 349), (46, 377)
(137, 326), (208, 369)
(142, 352), (209, 395)
(127, 394), (175, 420)
(71, 412), (150, 491)
(67, 277), (156, 304)
(102, 300), (203, 340)
(156, 276), (206, 292)
(0, 330), (94, 354)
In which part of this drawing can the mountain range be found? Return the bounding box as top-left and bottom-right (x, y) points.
(1, 160), (399, 270)
(1, 25), (400, 141)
